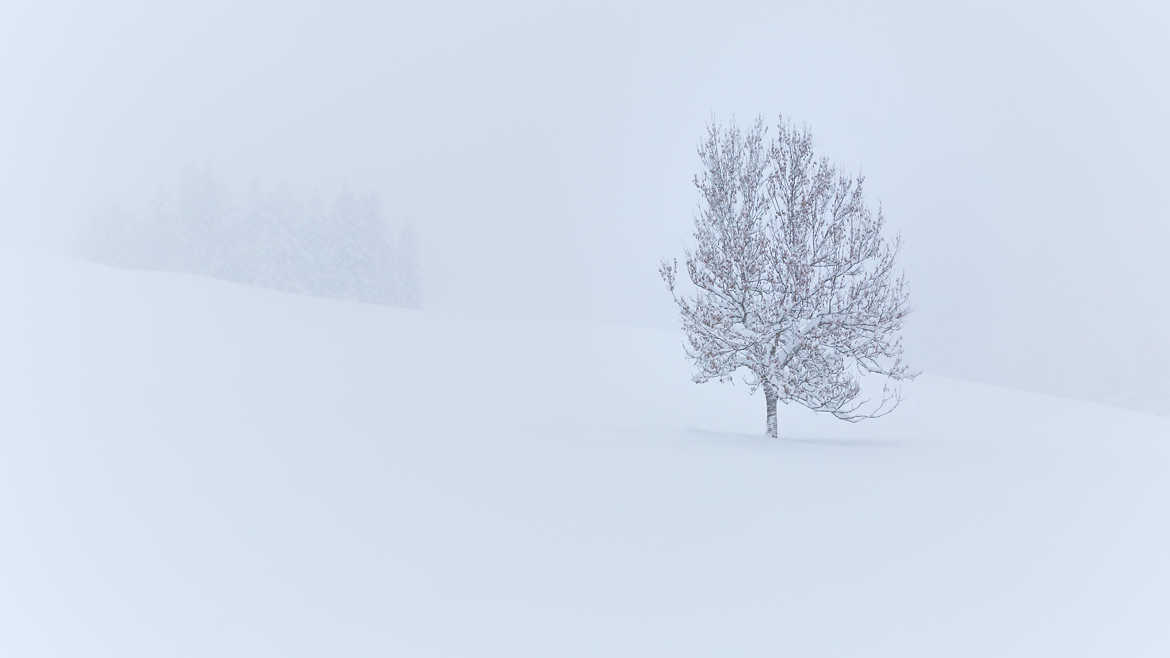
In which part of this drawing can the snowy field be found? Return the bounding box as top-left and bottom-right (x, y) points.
(3, 254), (1169, 657)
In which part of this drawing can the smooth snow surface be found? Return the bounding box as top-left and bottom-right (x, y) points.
(3, 255), (1169, 657)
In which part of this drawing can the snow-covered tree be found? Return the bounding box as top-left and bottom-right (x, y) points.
(660, 116), (915, 438)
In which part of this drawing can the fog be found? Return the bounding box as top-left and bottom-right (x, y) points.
(3, 0), (1168, 412)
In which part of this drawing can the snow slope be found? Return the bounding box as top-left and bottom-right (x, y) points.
(3, 255), (1169, 657)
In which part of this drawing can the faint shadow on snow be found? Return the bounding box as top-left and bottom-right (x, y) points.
(685, 428), (906, 449)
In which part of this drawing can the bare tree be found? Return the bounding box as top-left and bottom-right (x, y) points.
(660, 116), (915, 438)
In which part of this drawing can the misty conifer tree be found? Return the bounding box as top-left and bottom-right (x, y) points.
(660, 116), (915, 438)
(79, 170), (423, 309)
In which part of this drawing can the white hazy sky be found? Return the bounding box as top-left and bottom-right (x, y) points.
(3, 0), (1168, 409)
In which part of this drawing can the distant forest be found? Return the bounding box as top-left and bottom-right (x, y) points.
(79, 168), (422, 309)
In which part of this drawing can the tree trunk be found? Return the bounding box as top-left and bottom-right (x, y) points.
(764, 384), (779, 438)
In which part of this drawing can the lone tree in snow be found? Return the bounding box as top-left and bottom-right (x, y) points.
(660, 116), (915, 438)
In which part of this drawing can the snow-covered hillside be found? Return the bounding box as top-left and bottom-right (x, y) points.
(3, 255), (1169, 657)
